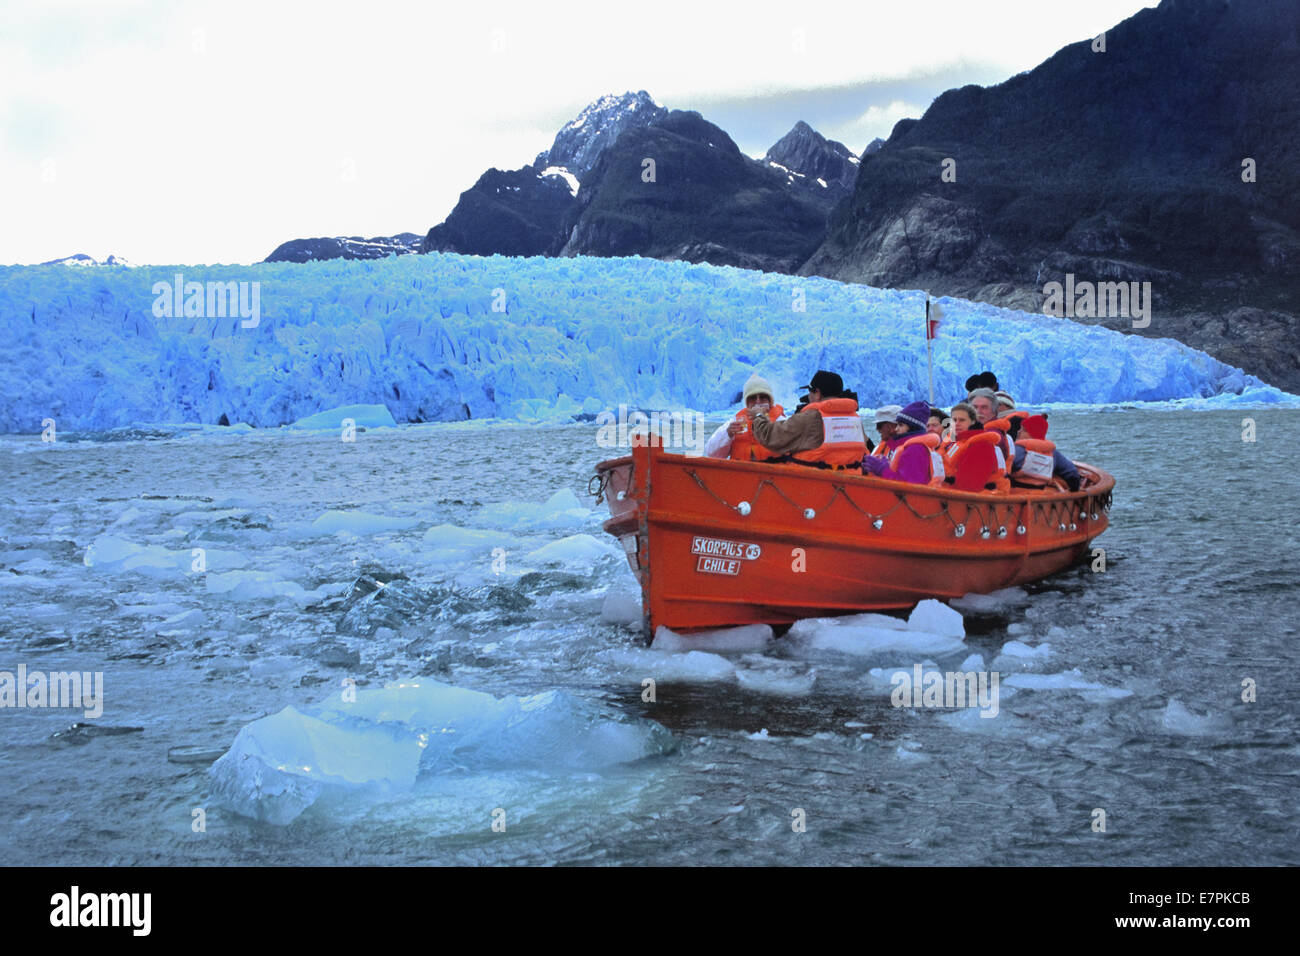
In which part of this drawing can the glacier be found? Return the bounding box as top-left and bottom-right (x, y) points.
(1, 253), (1293, 433)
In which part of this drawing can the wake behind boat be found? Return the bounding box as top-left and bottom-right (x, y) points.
(592, 442), (1113, 632)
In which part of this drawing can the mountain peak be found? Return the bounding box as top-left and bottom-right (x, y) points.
(764, 121), (858, 194)
(40, 253), (135, 267)
(534, 91), (669, 180)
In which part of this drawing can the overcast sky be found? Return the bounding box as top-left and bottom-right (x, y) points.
(2, 0), (1158, 265)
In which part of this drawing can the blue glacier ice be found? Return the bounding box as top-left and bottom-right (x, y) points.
(1, 253), (1293, 433)
(209, 679), (676, 825)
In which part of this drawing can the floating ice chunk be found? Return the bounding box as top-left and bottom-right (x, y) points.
(949, 588), (1031, 615)
(83, 534), (189, 575)
(867, 663), (942, 690)
(211, 680), (673, 824)
(600, 589), (643, 625)
(938, 706), (1024, 733)
(204, 570), (309, 602)
(210, 705), (412, 824)
(1004, 669), (1131, 699)
(310, 510), (418, 535)
(525, 533), (620, 565)
(478, 488), (595, 532)
(907, 599), (965, 638)
(604, 648), (736, 683)
(735, 662), (816, 696)
(651, 623), (772, 653)
(422, 524), (514, 552)
(998, 647), (1050, 660)
(788, 618), (965, 659)
(248, 656), (303, 679)
(959, 653), (986, 672)
(1161, 699), (1230, 736)
(162, 608), (206, 629)
(789, 611), (909, 633)
(289, 403), (396, 430)
(84, 534), (247, 575)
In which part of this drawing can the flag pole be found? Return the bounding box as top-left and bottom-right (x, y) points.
(925, 293), (935, 406)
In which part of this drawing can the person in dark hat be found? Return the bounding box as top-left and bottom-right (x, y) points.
(859, 400), (945, 485)
(964, 370), (999, 396)
(749, 369), (867, 470)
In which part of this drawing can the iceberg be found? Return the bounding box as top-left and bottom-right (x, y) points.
(289, 403), (397, 430)
(209, 679), (675, 824)
(2, 254), (1294, 433)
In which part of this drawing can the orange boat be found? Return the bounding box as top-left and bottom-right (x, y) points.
(591, 442), (1114, 632)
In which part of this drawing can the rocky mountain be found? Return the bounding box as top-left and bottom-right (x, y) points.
(265, 234), (421, 263)
(423, 91), (669, 256)
(800, 0), (1300, 390)
(41, 253), (135, 266)
(419, 94), (852, 268)
(420, 167), (578, 256)
(764, 120), (859, 199)
(556, 110), (836, 272)
(532, 90), (669, 178)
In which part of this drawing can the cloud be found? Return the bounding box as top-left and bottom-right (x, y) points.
(833, 100), (926, 149)
(0, 0), (1160, 264)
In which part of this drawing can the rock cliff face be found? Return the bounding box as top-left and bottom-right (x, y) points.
(555, 111), (836, 273)
(800, 0), (1300, 389)
(420, 168), (577, 257)
(764, 120), (859, 200)
(532, 90), (669, 179)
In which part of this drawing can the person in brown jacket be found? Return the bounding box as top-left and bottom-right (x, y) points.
(750, 370), (866, 469)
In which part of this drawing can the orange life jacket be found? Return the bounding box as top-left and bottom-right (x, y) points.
(982, 417), (1017, 464)
(942, 429), (996, 468)
(886, 432), (947, 487)
(1012, 437), (1058, 487)
(790, 398), (867, 469)
(730, 404), (785, 461)
(941, 430), (1011, 492)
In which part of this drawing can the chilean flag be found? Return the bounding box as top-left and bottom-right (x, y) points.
(926, 299), (943, 340)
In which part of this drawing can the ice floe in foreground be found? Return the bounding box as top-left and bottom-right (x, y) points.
(209, 680), (675, 824)
(1162, 699), (1232, 736)
(1003, 668), (1131, 699)
(787, 600), (966, 659)
(652, 624), (773, 653)
(477, 489), (595, 533)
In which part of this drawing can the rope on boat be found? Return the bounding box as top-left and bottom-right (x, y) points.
(587, 471), (610, 505)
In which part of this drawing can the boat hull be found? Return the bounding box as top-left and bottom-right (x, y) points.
(593, 443), (1114, 632)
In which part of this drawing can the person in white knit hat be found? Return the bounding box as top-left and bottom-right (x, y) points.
(703, 373), (785, 460)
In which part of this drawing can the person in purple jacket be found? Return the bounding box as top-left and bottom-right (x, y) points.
(860, 401), (940, 484)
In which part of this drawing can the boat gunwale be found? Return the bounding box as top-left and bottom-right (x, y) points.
(595, 446), (1114, 507)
